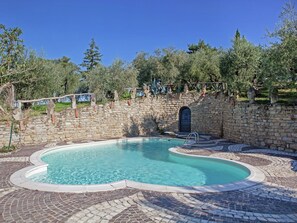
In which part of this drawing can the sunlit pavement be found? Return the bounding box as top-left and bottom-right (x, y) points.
(1, 135), (297, 223)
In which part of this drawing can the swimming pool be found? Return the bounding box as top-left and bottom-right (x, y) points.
(30, 138), (249, 186)
(10, 138), (265, 193)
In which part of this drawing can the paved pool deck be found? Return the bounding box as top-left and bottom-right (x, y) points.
(0, 135), (297, 223)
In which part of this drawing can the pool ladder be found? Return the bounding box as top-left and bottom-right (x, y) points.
(184, 132), (199, 145)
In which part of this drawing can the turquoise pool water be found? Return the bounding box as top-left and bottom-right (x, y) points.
(29, 138), (250, 186)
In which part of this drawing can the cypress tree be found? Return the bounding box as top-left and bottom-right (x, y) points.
(81, 38), (102, 70)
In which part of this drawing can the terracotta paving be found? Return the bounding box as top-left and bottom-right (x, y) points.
(0, 136), (297, 222)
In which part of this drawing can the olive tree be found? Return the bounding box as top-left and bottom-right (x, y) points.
(87, 60), (138, 102)
(220, 30), (261, 96)
(264, 2), (297, 92)
(189, 46), (222, 83)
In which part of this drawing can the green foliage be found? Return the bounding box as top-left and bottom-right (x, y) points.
(133, 52), (159, 86)
(108, 60), (138, 95)
(85, 65), (108, 101)
(1, 1), (296, 106)
(0, 24), (80, 100)
(87, 60), (138, 102)
(0, 24), (26, 87)
(238, 88), (296, 105)
(0, 24), (24, 73)
(30, 102), (89, 116)
(159, 48), (188, 85)
(14, 55), (80, 100)
(133, 52), (147, 86)
(133, 45), (222, 91)
(56, 56), (80, 95)
(121, 91), (131, 100)
(220, 30), (261, 96)
(133, 48), (189, 87)
(0, 145), (16, 153)
(79, 38), (102, 93)
(262, 2), (297, 93)
(81, 38), (102, 71)
(187, 40), (212, 54)
(188, 45), (222, 83)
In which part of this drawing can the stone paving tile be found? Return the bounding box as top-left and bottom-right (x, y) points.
(141, 191), (256, 223)
(266, 176), (297, 189)
(190, 190), (297, 214)
(0, 162), (30, 189)
(110, 204), (154, 223)
(236, 154), (272, 166)
(247, 183), (297, 203)
(244, 148), (297, 158)
(210, 152), (240, 160)
(0, 189), (138, 223)
(0, 138), (297, 222)
(0, 146), (42, 158)
(0, 157), (29, 162)
(227, 144), (249, 152)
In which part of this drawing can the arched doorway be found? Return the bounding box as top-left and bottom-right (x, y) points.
(179, 107), (191, 132)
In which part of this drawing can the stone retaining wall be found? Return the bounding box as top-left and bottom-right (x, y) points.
(0, 93), (200, 146)
(223, 103), (297, 151)
(0, 93), (296, 151)
(190, 94), (297, 151)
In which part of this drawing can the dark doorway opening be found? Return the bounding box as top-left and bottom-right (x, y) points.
(179, 107), (191, 132)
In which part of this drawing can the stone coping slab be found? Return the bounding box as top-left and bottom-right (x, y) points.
(10, 137), (265, 193)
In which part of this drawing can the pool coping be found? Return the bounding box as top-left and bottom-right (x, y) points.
(10, 137), (266, 193)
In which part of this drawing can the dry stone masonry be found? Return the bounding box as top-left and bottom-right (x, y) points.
(0, 92), (296, 151)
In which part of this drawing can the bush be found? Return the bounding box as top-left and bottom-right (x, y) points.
(121, 91), (131, 100)
(0, 145), (17, 153)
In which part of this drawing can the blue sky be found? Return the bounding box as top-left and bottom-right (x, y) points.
(0, 0), (289, 65)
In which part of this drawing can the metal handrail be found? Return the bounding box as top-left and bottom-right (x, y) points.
(184, 132), (199, 145)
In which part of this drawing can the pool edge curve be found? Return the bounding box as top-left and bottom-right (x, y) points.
(10, 138), (266, 193)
